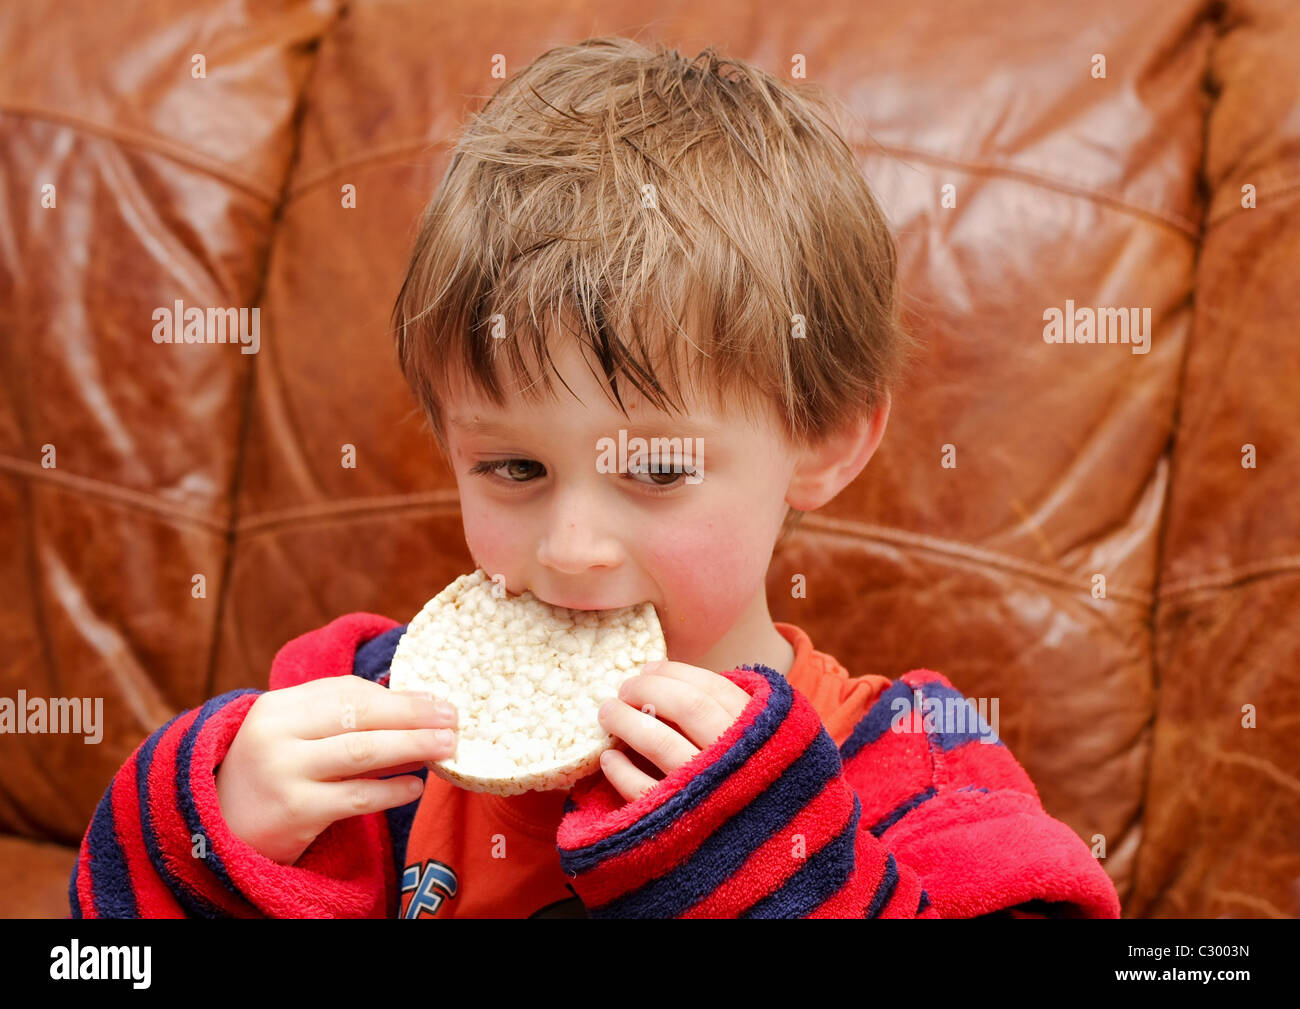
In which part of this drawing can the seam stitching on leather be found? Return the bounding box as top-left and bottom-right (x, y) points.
(863, 141), (1201, 239)
(0, 103), (280, 204)
(1205, 172), (1300, 230)
(0, 455), (228, 532)
(1158, 557), (1300, 597)
(234, 490), (458, 534)
(283, 137), (451, 204)
(797, 513), (1155, 606)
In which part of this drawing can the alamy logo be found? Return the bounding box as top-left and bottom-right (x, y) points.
(890, 687), (1000, 744)
(50, 941), (151, 989)
(151, 299), (260, 354)
(0, 691), (102, 744)
(1042, 300), (1150, 355)
(595, 430), (704, 483)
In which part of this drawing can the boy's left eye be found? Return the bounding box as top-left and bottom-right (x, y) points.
(468, 457), (700, 494)
(625, 456), (700, 487)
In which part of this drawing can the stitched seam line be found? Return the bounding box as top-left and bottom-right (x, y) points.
(861, 140), (1199, 239)
(283, 137), (450, 203)
(0, 103), (281, 205)
(1158, 557), (1300, 597)
(0, 455), (228, 533)
(797, 513), (1154, 606)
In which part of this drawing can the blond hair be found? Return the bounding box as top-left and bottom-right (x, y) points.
(393, 36), (917, 543)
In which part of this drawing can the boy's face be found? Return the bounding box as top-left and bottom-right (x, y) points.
(442, 335), (801, 668)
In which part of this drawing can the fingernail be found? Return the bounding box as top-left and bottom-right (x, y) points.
(435, 702), (456, 721)
(641, 660), (665, 673)
(434, 729), (454, 747)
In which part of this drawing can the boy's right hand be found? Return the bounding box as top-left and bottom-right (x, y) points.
(214, 677), (458, 866)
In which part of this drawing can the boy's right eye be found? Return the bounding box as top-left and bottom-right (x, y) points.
(469, 458), (544, 483)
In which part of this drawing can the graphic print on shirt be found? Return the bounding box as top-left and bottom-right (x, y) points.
(401, 859), (458, 918)
(400, 857), (588, 917)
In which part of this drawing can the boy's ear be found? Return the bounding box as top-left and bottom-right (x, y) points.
(784, 392), (891, 512)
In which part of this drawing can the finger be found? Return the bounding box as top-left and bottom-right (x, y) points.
(289, 678), (458, 740)
(341, 760), (427, 781)
(598, 698), (700, 777)
(617, 739), (665, 780)
(302, 727), (457, 781)
(599, 746), (661, 804)
(311, 775), (428, 823)
(615, 675), (734, 752)
(635, 661), (753, 719)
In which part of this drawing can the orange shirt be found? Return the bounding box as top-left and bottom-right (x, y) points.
(397, 621), (892, 918)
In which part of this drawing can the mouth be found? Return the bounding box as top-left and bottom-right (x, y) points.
(531, 589), (639, 613)
(538, 598), (627, 613)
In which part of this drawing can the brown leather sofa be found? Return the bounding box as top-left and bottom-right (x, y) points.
(2, 0), (1297, 919)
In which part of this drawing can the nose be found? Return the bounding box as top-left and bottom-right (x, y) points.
(535, 485), (621, 574)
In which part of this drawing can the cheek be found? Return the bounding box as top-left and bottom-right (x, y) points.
(651, 460), (785, 571)
(644, 501), (776, 656)
(646, 464), (786, 588)
(456, 486), (522, 573)
(646, 515), (754, 578)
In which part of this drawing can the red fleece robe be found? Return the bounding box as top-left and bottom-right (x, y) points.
(69, 614), (1121, 919)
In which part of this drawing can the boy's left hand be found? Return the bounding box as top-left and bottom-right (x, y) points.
(596, 660), (753, 803)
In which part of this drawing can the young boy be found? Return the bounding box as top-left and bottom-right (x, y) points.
(69, 37), (1121, 919)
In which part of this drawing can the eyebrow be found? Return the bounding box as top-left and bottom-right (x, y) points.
(449, 416), (722, 438)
